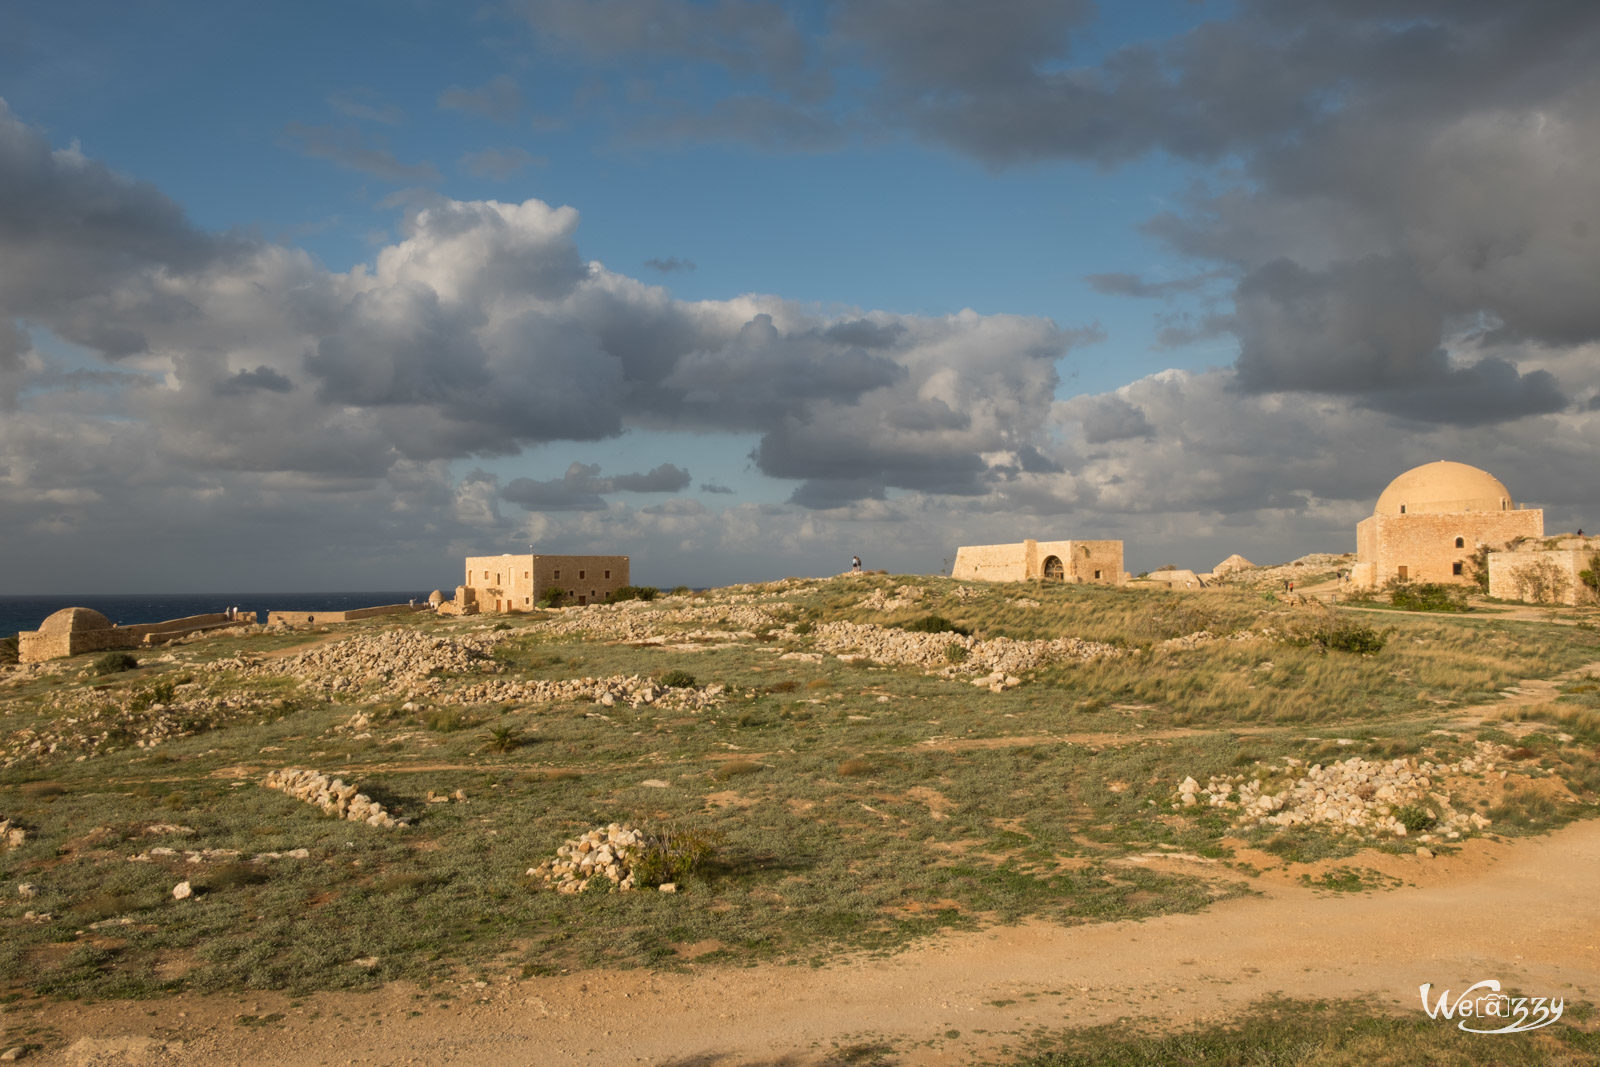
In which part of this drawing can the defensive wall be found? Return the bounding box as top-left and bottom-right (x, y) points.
(1487, 537), (1599, 605)
(951, 540), (1123, 585)
(19, 610), (258, 664)
(265, 604), (425, 629)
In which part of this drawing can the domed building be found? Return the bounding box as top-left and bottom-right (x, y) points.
(1350, 461), (1543, 590)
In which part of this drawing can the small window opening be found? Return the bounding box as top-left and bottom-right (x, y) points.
(1452, 563), (1463, 576)
(554, 569), (560, 579)
(1455, 537), (1465, 548)
(604, 570), (611, 579)
(579, 569), (586, 579)
(1093, 570), (1102, 580)
(1400, 504), (1406, 514)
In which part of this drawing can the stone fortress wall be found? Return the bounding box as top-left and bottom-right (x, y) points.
(265, 604), (423, 629)
(1488, 536), (1600, 605)
(952, 539), (1123, 585)
(19, 609), (258, 664)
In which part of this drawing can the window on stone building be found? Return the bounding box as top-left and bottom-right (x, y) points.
(1455, 537), (1465, 548)
(1400, 505), (1406, 514)
(554, 569), (560, 579)
(1453, 563), (1463, 575)
(604, 570), (611, 579)
(1042, 556), (1064, 581)
(1398, 566), (1408, 579)
(579, 570), (586, 579)
(1094, 570), (1102, 580)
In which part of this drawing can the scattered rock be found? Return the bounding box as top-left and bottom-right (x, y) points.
(172, 880), (193, 900)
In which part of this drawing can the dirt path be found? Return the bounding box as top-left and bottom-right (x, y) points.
(15, 815), (1600, 1066)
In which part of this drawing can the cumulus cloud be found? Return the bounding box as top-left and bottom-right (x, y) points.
(501, 461), (692, 511)
(506, 3), (1600, 428)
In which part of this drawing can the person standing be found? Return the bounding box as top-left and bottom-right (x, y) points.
(851, 555), (862, 572)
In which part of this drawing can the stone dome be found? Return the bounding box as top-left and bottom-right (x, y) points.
(1373, 461), (1513, 517)
(427, 590), (445, 605)
(37, 607), (112, 634)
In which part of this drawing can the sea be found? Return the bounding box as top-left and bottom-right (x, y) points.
(0, 592), (429, 641)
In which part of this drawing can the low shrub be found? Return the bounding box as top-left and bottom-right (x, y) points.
(1287, 616), (1390, 655)
(93, 651), (139, 675)
(129, 679), (178, 711)
(1394, 804), (1437, 833)
(658, 669), (696, 689)
(484, 723), (525, 753)
(538, 587), (567, 608)
(630, 825), (724, 887)
(901, 614), (971, 636)
(606, 586), (659, 603)
(1388, 581), (1470, 612)
(0, 635), (17, 665)
(944, 641), (969, 663)
(668, 585), (693, 596)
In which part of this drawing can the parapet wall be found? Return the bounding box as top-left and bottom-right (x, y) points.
(266, 604), (422, 628)
(1488, 540), (1599, 605)
(18, 611), (258, 663)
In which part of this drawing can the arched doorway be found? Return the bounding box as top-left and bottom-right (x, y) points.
(1042, 555), (1064, 581)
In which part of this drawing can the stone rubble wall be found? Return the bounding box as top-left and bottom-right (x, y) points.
(453, 675), (726, 710)
(264, 768), (407, 828)
(1175, 743), (1507, 840)
(219, 628), (512, 690)
(812, 620), (1122, 675)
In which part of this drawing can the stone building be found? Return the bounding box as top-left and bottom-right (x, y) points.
(454, 553), (630, 612)
(1487, 536), (1599, 605)
(18, 607), (256, 663)
(1350, 461), (1542, 590)
(951, 539), (1124, 585)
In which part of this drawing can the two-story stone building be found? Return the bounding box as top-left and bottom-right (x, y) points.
(457, 553), (630, 612)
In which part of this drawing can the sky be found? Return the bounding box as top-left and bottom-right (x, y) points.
(1, 0), (1597, 594)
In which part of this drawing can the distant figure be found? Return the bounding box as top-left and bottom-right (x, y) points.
(851, 555), (862, 572)
(1579, 528), (1585, 537)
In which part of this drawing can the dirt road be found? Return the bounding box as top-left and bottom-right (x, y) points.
(17, 814), (1600, 1066)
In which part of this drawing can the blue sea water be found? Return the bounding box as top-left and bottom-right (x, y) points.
(0, 592), (428, 641)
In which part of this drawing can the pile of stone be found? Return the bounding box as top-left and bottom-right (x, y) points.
(263, 768), (407, 828)
(527, 823), (670, 893)
(451, 675), (727, 710)
(812, 621), (1122, 677)
(1175, 742), (1507, 840)
(221, 628), (510, 690)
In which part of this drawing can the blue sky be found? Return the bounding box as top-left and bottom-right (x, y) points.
(1, 1), (1596, 593)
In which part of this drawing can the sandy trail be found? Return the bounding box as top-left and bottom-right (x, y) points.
(17, 815), (1600, 1066)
